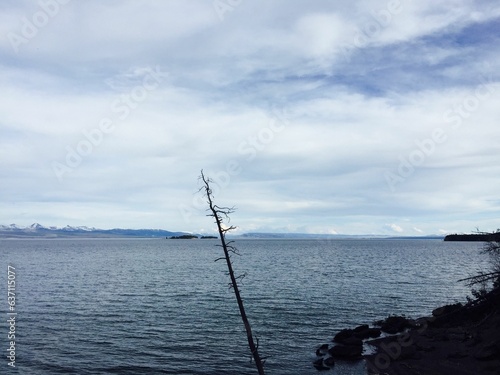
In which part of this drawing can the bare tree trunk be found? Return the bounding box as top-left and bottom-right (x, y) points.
(200, 171), (265, 375)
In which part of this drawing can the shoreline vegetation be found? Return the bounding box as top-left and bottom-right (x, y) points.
(444, 232), (500, 242)
(314, 232), (500, 374)
(444, 229), (500, 242)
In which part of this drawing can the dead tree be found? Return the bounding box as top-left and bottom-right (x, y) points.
(200, 171), (265, 375)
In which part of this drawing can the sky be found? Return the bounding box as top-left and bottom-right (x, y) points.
(1, 0), (500, 235)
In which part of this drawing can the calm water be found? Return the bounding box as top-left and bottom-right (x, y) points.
(0, 238), (488, 374)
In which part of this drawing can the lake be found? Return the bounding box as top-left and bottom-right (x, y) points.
(0, 238), (488, 374)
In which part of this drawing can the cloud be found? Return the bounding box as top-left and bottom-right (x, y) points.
(1, 1), (500, 234)
(389, 223), (404, 233)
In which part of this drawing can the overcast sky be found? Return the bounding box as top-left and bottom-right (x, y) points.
(1, 0), (499, 235)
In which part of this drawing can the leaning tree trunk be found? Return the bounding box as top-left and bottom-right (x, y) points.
(200, 171), (265, 375)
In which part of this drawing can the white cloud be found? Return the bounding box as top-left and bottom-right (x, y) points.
(389, 223), (404, 233)
(1, 0), (499, 234)
(293, 13), (354, 61)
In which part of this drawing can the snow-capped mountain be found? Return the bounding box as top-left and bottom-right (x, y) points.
(27, 223), (48, 231)
(0, 223), (188, 238)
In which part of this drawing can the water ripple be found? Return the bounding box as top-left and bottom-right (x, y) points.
(2, 238), (486, 374)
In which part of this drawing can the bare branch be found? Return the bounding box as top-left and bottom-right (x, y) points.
(214, 204), (236, 212)
(460, 272), (500, 286)
(460, 230), (500, 293)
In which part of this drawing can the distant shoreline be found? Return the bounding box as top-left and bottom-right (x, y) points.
(1, 225), (447, 239)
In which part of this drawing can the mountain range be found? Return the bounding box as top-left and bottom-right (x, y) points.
(0, 223), (189, 238)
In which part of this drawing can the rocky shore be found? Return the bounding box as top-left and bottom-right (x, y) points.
(314, 288), (500, 374)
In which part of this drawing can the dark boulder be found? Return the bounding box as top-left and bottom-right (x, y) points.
(323, 356), (335, 367)
(366, 328), (382, 338)
(380, 316), (410, 334)
(312, 358), (331, 371)
(353, 324), (369, 334)
(352, 324), (381, 339)
(341, 336), (363, 347)
(316, 344), (329, 357)
(432, 303), (463, 318)
(333, 329), (354, 343)
(353, 324), (370, 339)
(333, 329), (363, 346)
(328, 344), (363, 360)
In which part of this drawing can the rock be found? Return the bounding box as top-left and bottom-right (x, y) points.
(373, 319), (384, 326)
(331, 324), (379, 349)
(353, 324), (369, 333)
(353, 324), (371, 339)
(380, 316), (410, 334)
(366, 328), (382, 338)
(333, 329), (354, 343)
(341, 336), (363, 347)
(333, 328), (364, 345)
(316, 344), (329, 357)
(328, 344), (363, 360)
(312, 358), (330, 371)
(432, 303), (463, 318)
(323, 356), (335, 367)
(355, 326), (381, 339)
